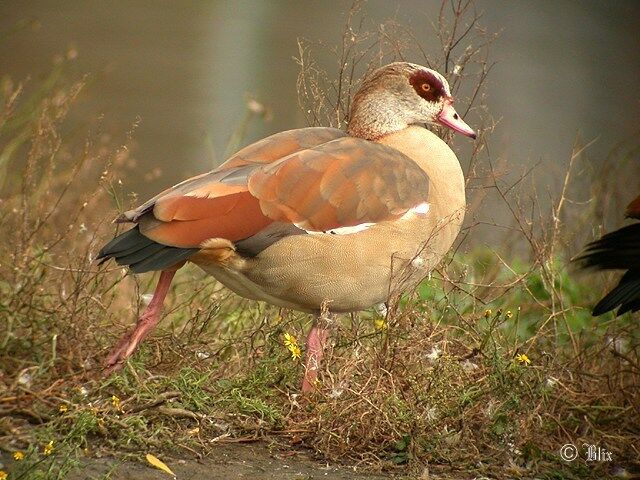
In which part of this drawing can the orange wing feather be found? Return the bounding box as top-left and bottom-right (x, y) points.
(118, 127), (429, 249)
(121, 128), (346, 247)
(140, 192), (272, 247)
(220, 127), (347, 170)
(248, 137), (430, 231)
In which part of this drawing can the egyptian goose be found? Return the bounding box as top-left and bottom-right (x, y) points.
(97, 62), (476, 390)
(576, 194), (640, 316)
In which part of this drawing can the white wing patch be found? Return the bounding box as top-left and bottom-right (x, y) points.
(408, 202), (430, 216)
(326, 223), (375, 235)
(298, 222), (375, 235)
(297, 202), (430, 236)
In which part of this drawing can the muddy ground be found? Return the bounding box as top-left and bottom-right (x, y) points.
(3, 442), (396, 479)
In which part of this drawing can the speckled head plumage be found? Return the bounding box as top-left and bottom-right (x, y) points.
(348, 62), (475, 140)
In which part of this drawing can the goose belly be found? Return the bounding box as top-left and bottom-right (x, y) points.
(206, 214), (460, 313)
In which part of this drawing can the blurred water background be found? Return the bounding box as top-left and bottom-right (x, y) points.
(1, 0), (639, 246)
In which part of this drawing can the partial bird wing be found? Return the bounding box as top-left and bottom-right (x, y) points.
(575, 194), (640, 316)
(592, 270), (640, 316)
(117, 127), (347, 224)
(98, 127), (430, 271)
(247, 136), (430, 232)
(122, 129), (429, 247)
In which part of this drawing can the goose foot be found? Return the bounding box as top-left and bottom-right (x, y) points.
(301, 309), (337, 393)
(103, 270), (175, 375)
(301, 325), (329, 393)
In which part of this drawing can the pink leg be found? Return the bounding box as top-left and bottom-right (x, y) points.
(104, 270), (176, 374)
(301, 323), (330, 393)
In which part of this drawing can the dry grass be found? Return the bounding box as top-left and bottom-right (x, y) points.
(1, 2), (639, 479)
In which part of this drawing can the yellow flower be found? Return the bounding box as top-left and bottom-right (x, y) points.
(13, 451), (25, 461)
(283, 333), (301, 360)
(59, 404), (68, 413)
(515, 353), (531, 366)
(505, 310), (513, 319)
(289, 344), (302, 360)
(283, 333), (296, 348)
(111, 395), (122, 412)
(374, 318), (387, 331)
(484, 309), (492, 318)
(43, 440), (54, 456)
(0, 470), (7, 480)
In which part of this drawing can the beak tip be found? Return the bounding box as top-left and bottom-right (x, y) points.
(437, 103), (477, 141)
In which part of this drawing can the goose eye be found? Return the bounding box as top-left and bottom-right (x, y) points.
(421, 83), (431, 92)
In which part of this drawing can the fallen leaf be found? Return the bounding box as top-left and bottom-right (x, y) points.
(145, 453), (176, 478)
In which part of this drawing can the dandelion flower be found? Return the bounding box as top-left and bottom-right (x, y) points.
(59, 404), (68, 413)
(283, 333), (301, 360)
(43, 440), (54, 456)
(284, 332), (297, 346)
(515, 353), (531, 366)
(13, 451), (25, 461)
(374, 318), (387, 331)
(0, 470), (8, 480)
(484, 309), (492, 318)
(505, 310), (513, 319)
(289, 344), (302, 360)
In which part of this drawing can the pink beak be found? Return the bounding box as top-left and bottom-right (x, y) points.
(437, 100), (476, 139)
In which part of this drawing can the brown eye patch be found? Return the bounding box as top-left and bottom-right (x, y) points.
(409, 70), (446, 102)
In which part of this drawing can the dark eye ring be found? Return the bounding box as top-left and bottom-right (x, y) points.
(421, 83), (431, 92)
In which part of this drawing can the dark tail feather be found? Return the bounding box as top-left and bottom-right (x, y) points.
(575, 224), (640, 271)
(575, 222), (640, 316)
(97, 227), (152, 262)
(592, 270), (640, 316)
(97, 226), (199, 273)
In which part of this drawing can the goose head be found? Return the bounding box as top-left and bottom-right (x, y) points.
(348, 62), (476, 140)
